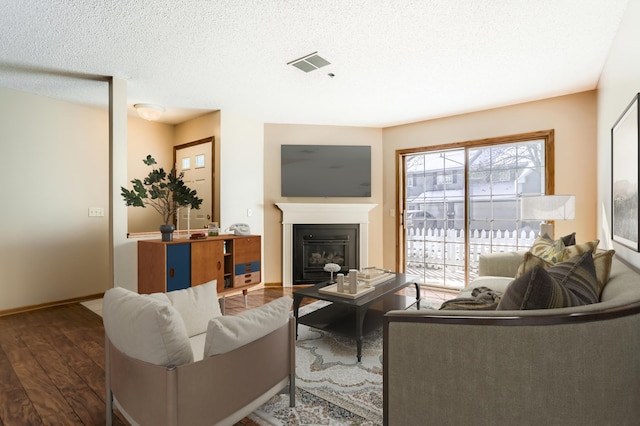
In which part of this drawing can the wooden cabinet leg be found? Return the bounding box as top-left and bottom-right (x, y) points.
(243, 289), (248, 308)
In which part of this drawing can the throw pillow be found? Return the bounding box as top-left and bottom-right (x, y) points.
(546, 251), (599, 305)
(515, 251), (553, 278)
(204, 296), (292, 357)
(497, 266), (574, 310)
(593, 249), (616, 294)
(564, 239), (600, 259)
(102, 287), (194, 367)
(529, 235), (566, 263)
(165, 279), (222, 337)
(560, 232), (576, 246)
(497, 251), (599, 310)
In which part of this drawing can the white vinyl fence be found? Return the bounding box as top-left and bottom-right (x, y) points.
(406, 227), (537, 287)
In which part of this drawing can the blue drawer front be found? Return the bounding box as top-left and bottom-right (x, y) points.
(167, 244), (191, 292)
(235, 261), (260, 276)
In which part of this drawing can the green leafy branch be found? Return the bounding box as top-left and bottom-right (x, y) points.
(121, 155), (203, 225)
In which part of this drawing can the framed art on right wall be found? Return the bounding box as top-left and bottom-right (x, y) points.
(612, 93), (640, 251)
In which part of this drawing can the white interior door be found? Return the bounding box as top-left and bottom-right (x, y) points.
(176, 141), (212, 230)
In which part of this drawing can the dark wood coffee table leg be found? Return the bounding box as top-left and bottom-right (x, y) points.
(414, 282), (421, 308)
(355, 306), (367, 362)
(293, 293), (303, 339)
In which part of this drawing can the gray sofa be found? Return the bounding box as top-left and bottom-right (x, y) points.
(383, 252), (640, 426)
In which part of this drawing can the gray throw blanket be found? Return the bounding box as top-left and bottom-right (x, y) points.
(439, 286), (502, 311)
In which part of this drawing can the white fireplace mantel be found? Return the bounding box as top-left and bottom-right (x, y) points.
(276, 203), (377, 287)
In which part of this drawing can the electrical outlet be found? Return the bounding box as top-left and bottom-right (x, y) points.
(247, 208), (253, 217)
(88, 207), (104, 217)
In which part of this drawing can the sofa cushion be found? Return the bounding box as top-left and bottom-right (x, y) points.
(497, 251), (599, 310)
(103, 287), (194, 367)
(204, 296), (292, 357)
(165, 280), (222, 337)
(460, 276), (514, 297)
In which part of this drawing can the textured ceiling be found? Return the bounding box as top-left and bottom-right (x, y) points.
(0, 0), (630, 127)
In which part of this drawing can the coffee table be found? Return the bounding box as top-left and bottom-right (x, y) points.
(293, 273), (419, 361)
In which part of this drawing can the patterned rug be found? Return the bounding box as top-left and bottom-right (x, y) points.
(249, 301), (384, 425)
(84, 296), (439, 425)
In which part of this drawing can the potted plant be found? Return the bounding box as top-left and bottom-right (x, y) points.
(121, 155), (203, 241)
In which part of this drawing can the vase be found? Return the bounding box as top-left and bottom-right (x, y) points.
(160, 224), (175, 242)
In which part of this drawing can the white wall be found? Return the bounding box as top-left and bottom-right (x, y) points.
(0, 86), (111, 311)
(219, 110), (264, 235)
(597, 0), (640, 267)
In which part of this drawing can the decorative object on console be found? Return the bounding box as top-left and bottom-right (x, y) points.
(121, 155), (203, 241)
(207, 222), (219, 236)
(521, 194), (575, 238)
(226, 222), (251, 236)
(612, 92), (640, 251)
(323, 262), (341, 282)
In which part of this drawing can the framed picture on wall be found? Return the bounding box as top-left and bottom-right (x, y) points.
(612, 93), (640, 251)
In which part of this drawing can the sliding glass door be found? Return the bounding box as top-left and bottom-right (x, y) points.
(401, 132), (550, 289)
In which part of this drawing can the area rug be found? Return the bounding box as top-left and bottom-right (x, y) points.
(249, 301), (384, 425)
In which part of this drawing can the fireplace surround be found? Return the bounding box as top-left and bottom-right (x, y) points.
(276, 203), (377, 287)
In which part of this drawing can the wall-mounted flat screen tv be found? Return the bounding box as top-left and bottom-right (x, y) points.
(281, 145), (371, 197)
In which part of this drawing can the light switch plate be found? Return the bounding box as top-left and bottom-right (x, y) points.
(88, 207), (104, 217)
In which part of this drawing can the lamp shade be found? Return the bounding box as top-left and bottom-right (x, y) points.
(521, 195), (575, 221)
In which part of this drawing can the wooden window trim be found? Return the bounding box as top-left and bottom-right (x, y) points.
(395, 129), (555, 274)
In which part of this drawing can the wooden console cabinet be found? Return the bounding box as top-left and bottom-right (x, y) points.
(137, 235), (262, 296)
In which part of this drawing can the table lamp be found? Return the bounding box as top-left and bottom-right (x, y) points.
(521, 195), (575, 238)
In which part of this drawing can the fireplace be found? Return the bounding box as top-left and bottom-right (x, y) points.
(276, 203), (377, 287)
(293, 224), (359, 284)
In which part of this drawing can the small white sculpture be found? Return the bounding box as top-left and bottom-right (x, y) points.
(323, 263), (341, 282)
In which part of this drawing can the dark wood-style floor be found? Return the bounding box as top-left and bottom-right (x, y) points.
(0, 287), (293, 426)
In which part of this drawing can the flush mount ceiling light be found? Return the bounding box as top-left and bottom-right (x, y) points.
(287, 51), (331, 72)
(134, 103), (165, 121)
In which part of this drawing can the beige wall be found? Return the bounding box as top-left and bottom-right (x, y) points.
(126, 117), (175, 233)
(126, 111), (221, 233)
(0, 86), (111, 311)
(263, 124), (384, 285)
(597, 0), (640, 268)
(382, 91), (598, 269)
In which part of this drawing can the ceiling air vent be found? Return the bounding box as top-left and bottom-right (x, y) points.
(288, 52), (331, 72)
